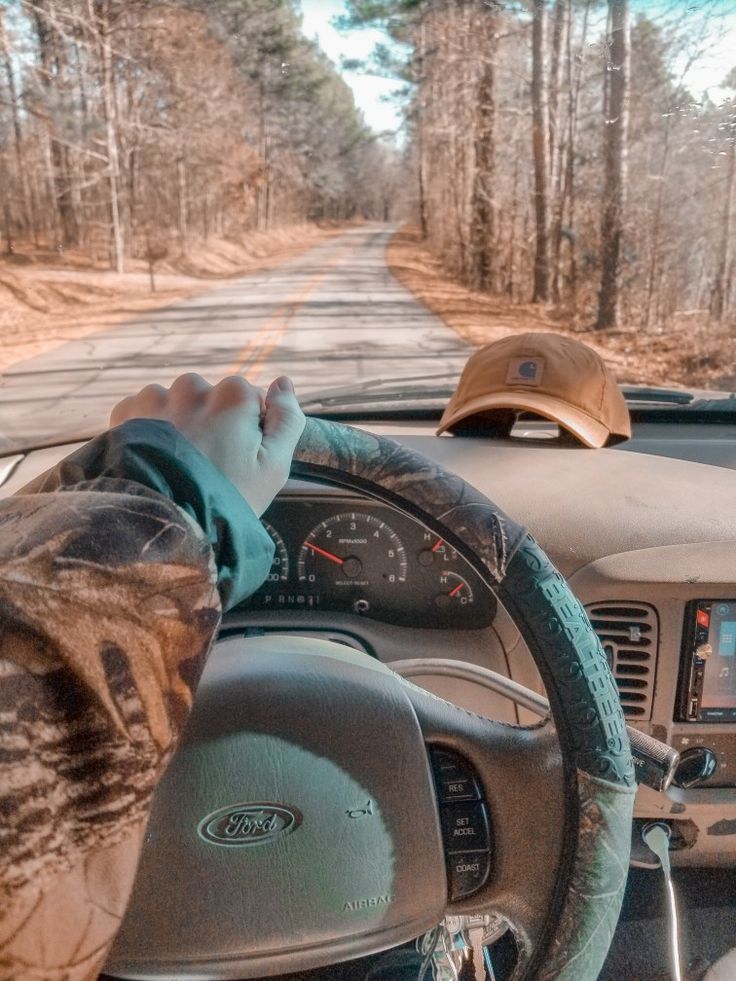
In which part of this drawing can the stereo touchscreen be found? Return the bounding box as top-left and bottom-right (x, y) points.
(680, 600), (736, 722)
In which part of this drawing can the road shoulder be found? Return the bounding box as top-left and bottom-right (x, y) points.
(0, 224), (352, 375)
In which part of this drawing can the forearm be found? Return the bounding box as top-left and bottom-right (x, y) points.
(19, 418), (275, 612)
(0, 421), (274, 979)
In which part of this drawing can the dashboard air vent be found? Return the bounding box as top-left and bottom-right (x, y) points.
(585, 602), (658, 721)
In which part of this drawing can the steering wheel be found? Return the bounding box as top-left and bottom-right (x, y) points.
(105, 418), (635, 981)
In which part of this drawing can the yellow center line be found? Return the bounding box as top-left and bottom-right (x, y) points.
(226, 305), (290, 375)
(230, 237), (365, 383)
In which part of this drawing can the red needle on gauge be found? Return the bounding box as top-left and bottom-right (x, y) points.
(306, 543), (344, 566)
(449, 582), (464, 598)
(432, 538), (444, 553)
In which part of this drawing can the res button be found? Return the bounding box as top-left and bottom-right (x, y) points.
(435, 768), (480, 804)
(431, 750), (481, 803)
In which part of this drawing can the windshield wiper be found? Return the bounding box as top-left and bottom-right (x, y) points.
(300, 375), (456, 413)
(620, 387), (693, 405)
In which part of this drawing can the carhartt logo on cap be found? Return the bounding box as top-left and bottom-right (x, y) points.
(506, 357), (544, 386)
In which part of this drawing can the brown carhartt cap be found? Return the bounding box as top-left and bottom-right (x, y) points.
(437, 332), (631, 447)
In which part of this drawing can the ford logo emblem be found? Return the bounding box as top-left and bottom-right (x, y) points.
(198, 803), (301, 847)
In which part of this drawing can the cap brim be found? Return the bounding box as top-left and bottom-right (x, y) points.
(436, 391), (611, 448)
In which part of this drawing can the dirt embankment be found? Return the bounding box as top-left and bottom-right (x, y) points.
(0, 224), (347, 374)
(387, 226), (735, 392)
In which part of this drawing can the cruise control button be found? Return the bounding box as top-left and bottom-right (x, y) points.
(437, 772), (479, 802)
(434, 764), (480, 803)
(431, 750), (481, 803)
(447, 851), (491, 901)
(440, 802), (490, 853)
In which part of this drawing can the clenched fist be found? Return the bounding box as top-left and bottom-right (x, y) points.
(110, 373), (305, 516)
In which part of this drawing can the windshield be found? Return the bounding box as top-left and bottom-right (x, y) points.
(0, 0), (734, 451)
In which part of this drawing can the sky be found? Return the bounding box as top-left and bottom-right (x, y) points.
(299, 0), (736, 139)
(299, 0), (404, 136)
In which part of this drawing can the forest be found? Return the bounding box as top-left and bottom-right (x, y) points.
(344, 0), (736, 332)
(0, 0), (399, 273)
(0, 0), (734, 340)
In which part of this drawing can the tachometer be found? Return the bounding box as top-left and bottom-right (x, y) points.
(298, 512), (407, 592)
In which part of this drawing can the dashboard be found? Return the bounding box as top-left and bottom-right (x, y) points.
(3, 416), (736, 869)
(247, 496), (495, 629)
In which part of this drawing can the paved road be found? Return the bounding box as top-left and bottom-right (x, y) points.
(0, 226), (471, 452)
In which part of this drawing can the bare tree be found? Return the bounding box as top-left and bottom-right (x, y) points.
(468, 4), (498, 291)
(711, 114), (736, 322)
(0, 145), (13, 253)
(531, 0), (551, 303)
(549, 0), (570, 303)
(596, 0), (630, 329)
(0, 8), (36, 239)
(29, 0), (80, 248)
(86, 0), (125, 273)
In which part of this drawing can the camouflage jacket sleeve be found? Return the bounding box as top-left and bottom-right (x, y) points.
(0, 420), (274, 980)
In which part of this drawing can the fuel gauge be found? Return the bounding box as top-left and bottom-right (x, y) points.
(418, 536), (459, 567)
(434, 571), (474, 609)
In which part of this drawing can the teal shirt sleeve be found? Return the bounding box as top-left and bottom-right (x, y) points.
(18, 419), (275, 611)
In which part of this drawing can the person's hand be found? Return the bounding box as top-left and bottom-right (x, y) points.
(110, 373), (305, 516)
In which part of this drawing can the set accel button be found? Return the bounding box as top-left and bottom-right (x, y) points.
(440, 802), (490, 853)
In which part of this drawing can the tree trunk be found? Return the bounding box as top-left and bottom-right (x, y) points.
(0, 11), (36, 240)
(643, 114), (672, 328)
(32, 2), (79, 248)
(561, 0), (591, 314)
(548, 0), (567, 189)
(506, 142), (521, 299)
(417, 142), (428, 239)
(256, 75), (270, 232)
(531, 0), (551, 303)
(468, 9), (497, 292)
(549, 0), (570, 304)
(94, 0), (124, 273)
(0, 151), (14, 254)
(712, 123), (736, 322)
(416, 14), (429, 239)
(595, 0), (630, 330)
(177, 156), (188, 253)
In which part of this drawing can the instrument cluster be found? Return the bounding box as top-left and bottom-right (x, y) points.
(240, 497), (496, 629)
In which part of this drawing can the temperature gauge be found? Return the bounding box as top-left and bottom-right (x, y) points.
(434, 571), (474, 608)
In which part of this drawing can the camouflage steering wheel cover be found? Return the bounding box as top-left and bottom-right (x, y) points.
(293, 417), (635, 980)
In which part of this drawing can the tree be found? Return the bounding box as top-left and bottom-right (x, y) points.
(28, 0), (80, 248)
(0, 6), (35, 239)
(711, 68), (736, 322)
(467, 3), (498, 292)
(595, 0), (630, 329)
(531, 0), (551, 303)
(0, 0), (372, 266)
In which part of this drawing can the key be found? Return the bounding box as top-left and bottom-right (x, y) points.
(467, 922), (488, 981)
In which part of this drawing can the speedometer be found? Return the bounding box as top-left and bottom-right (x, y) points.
(262, 521), (289, 583)
(298, 512), (407, 593)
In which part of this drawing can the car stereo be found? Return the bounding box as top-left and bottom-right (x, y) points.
(678, 600), (736, 722)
